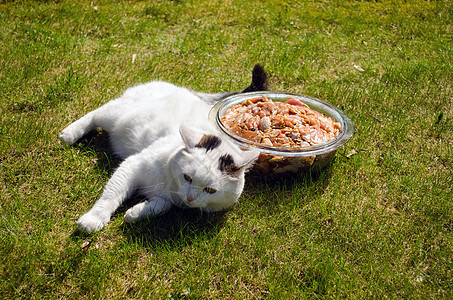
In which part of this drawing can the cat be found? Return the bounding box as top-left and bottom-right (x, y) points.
(60, 64), (268, 233)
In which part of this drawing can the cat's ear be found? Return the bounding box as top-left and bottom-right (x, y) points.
(179, 125), (202, 150)
(180, 125), (223, 152)
(237, 150), (260, 171)
(219, 150), (259, 177)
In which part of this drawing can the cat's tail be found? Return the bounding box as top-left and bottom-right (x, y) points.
(242, 64), (269, 93)
(195, 64), (269, 104)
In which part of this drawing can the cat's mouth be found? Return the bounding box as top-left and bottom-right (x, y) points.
(183, 196), (207, 209)
(183, 198), (198, 208)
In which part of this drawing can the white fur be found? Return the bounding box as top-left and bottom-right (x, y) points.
(60, 81), (259, 233)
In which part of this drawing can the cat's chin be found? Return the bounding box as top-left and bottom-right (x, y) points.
(183, 200), (234, 212)
(182, 200), (204, 209)
(182, 198), (219, 211)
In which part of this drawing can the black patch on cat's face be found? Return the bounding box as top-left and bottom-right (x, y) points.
(195, 135), (222, 152)
(219, 154), (241, 175)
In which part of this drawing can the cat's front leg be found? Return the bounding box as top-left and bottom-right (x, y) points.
(124, 197), (173, 223)
(77, 210), (111, 233)
(77, 155), (144, 233)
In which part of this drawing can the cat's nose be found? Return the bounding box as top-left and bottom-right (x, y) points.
(187, 193), (195, 202)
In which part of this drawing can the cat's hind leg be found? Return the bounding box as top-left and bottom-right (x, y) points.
(60, 110), (97, 145)
(124, 197), (172, 223)
(60, 98), (126, 145)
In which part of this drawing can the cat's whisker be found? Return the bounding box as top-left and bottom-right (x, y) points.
(140, 183), (167, 194)
(200, 206), (212, 214)
(169, 191), (185, 204)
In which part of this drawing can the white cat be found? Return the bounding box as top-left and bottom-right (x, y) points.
(60, 65), (268, 233)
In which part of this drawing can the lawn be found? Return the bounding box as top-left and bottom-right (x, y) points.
(0, 0), (452, 298)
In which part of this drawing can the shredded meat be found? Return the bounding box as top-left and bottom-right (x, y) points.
(222, 95), (341, 147)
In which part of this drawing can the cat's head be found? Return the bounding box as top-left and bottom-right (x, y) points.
(170, 125), (259, 212)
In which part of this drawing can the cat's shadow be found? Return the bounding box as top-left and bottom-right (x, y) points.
(71, 131), (334, 250)
(117, 196), (227, 250)
(73, 129), (122, 176)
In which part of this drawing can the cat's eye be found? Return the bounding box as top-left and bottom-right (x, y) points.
(183, 174), (192, 183)
(203, 187), (217, 194)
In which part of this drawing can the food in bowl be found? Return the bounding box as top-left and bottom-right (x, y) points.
(221, 95), (341, 148)
(209, 92), (354, 177)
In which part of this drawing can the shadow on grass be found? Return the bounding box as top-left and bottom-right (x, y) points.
(118, 200), (228, 251)
(70, 202), (227, 252)
(73, 129), (122, 176)
(246, 163), (334, 190)
(242, 160), (335, 210)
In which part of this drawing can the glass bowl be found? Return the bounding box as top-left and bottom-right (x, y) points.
(209, 91), (354, 178)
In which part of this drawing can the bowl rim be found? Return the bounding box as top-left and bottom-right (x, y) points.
(209, 91), (354, 157)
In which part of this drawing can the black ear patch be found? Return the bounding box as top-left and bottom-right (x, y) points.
(219, 154), (241, 176)
(195, 134), (222, 152)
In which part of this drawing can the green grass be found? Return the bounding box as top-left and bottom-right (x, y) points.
(1, 0), (452, 298)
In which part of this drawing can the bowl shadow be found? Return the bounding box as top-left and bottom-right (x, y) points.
(246, 160), (334, 188)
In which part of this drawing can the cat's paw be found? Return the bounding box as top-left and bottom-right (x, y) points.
(59, 126), (81, 145)
(124, 202), (148, 223)
(77, 212), (109, 233)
